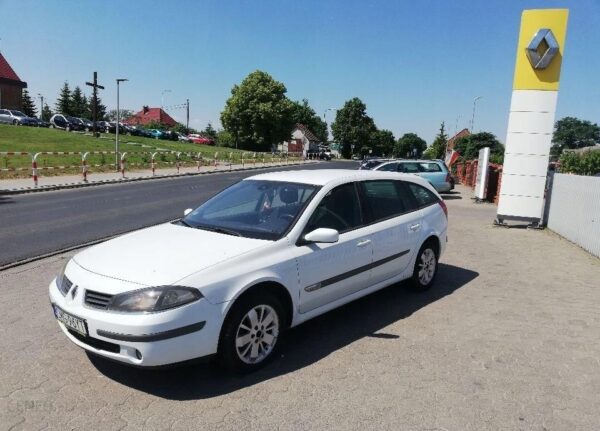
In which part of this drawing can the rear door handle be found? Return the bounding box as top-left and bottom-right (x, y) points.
(356, 239), (371, 248)
(409, 223), (421, 231)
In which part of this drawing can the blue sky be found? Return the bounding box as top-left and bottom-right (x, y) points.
(1, 0), (599, 142)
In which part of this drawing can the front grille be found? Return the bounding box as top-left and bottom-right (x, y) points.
(84, 289), (113, 309)
(58, 276), (73, 296)
(67, 329), (120, 353)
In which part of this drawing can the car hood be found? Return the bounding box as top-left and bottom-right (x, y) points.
(73, 222), (269, 286)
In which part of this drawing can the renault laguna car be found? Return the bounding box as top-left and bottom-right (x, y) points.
(49, 170), (448, 372)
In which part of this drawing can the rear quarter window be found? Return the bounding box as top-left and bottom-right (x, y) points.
(407, 183), (439, 208)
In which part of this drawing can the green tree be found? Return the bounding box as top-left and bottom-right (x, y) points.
(55, 82), (72, 115)
(41, 104), (53, 121)
(551, 117), (600, 156)
(220, 70), (295, 151)
(559, 150), (600, 176)
(203, 122), (218, 140)
(370, 129), (395, 156)
(70, 86), (87, 117)
(106, 109), (133, 121)
(424, 122), (448, 159)
(395, 133), (427, 158)
(21, 89), (37, 117)
(290, 99), (328, 144)
(216, 129), (235, 147)
(331, 97), (376, 158)
(88, 94), (107, 121)
(453, 131), (504, 161)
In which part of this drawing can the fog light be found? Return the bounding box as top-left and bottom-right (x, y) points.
(135, 349), (142, 360)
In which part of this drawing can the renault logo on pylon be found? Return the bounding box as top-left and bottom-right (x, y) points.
(525, 28), (559, 69)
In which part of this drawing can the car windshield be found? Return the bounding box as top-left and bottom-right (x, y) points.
(182, 180), (319, 240)
(10, 111), (26, 117)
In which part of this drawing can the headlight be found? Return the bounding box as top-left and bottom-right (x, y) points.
(56, 260), (72, 296)
(107, 286), (202, 312)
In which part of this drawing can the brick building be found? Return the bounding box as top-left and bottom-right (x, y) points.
(0, 52), (27, 110)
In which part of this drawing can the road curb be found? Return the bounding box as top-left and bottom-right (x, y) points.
(0, 161), (314, 195)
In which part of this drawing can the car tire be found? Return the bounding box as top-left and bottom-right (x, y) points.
(409, 240), (439, 291)
(218, 291), (285, 373)
(12, 120), (18, 125)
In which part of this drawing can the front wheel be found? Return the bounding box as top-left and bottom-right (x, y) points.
(409, 241), (438, 291)
(218, 292), (285, 373)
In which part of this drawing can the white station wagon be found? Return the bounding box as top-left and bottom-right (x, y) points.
(49, 170), (448, 372)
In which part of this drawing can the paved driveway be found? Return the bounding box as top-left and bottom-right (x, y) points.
(1, 185), (599, 430)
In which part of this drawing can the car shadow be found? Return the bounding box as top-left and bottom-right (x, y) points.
(0, 195), (14, 204)
(89, 263), (478, 400)
(441, 191), (462, 200)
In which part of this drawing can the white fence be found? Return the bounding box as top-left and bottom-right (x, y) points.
(546, 173), (600, 258)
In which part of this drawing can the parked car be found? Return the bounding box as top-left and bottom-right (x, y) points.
(373, 159), (453, 193)
(79, 118), (94, 131)
(49, 169), (448, 371)
(64, 117), (85, 131)
(307, 148), (331, 160)
(0, 109), (37, 126)
(49, 114), (73, 130)
(30, 117), (50, 128)
(188, 134), (215, 145)
(148, 129), (165, 139)
(358, 158), (391, 170)
(177, 132), (192, 143)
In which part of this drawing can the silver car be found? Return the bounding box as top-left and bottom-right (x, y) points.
(0, 109), (36, 126)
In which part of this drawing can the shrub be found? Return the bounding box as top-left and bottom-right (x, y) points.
(559, 150), (600, 176)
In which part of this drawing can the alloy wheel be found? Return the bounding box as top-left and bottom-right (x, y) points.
(235, 304), (279, 364)
(418, 248), (436, 285)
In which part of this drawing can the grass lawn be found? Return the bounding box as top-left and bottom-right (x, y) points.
(0, 125), (295, 178)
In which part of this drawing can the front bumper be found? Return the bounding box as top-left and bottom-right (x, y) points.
(49, 279), (226, 367)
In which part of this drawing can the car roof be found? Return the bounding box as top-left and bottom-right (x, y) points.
(245, 169), (431, 187)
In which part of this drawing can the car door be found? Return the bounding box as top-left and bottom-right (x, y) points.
(0, 109), (10, 124)
(358, 180), (422, 285)
(295, 182), (373, 314)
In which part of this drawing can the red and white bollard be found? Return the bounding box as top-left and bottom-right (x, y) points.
(176, 152), (182, 174)
(151, 152), (157, 176)
(214, 152), (219, 169)
(120, 152), (127, 178)
(81, 152), (89, 182)
(31, 152), (41, 187)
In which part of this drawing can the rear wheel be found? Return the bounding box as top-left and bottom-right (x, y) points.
(409, 240), (438, 291)
(218, 292), (285, 373)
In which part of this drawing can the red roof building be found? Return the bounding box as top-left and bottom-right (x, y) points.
(124, 106), (177, 127)
(0, 52), (27, 110)
(446, 128), (471, 151)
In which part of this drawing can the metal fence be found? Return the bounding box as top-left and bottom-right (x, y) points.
(546, 173), (600, 258)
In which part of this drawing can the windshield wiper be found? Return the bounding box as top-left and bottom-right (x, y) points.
(178, 219), (194, 228)
(210, 227), (242, 237)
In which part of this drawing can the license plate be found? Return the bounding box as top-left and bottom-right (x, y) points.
(53, 304), (88, 336)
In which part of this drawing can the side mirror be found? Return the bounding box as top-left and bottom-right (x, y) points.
(184, 208), (193, 216)
(303, 228), (339, 244)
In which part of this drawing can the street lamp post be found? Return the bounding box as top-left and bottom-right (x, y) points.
(470, 96), (483, 132)
(37, 94), (43, 120)
(116, 79), (129, 170)
(161, 89), (172, 108)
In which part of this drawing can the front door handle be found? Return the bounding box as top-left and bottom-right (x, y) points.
(409, 223), (421, 231)
(356, 239), (371, 248)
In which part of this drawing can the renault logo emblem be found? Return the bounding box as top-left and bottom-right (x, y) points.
(525, 28), (559, 70)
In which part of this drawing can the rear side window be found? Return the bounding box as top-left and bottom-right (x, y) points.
(377, 162), (398, 172)
(359, 180), (414, 223)
(399, 163), (420, 173)
(407, 183), (439, 207)
(419, 162), (442, 172)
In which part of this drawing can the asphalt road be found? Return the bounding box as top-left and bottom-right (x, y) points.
(0, 161), (353, 266)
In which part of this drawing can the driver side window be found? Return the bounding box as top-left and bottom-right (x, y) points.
(304, 183), (362, 233)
